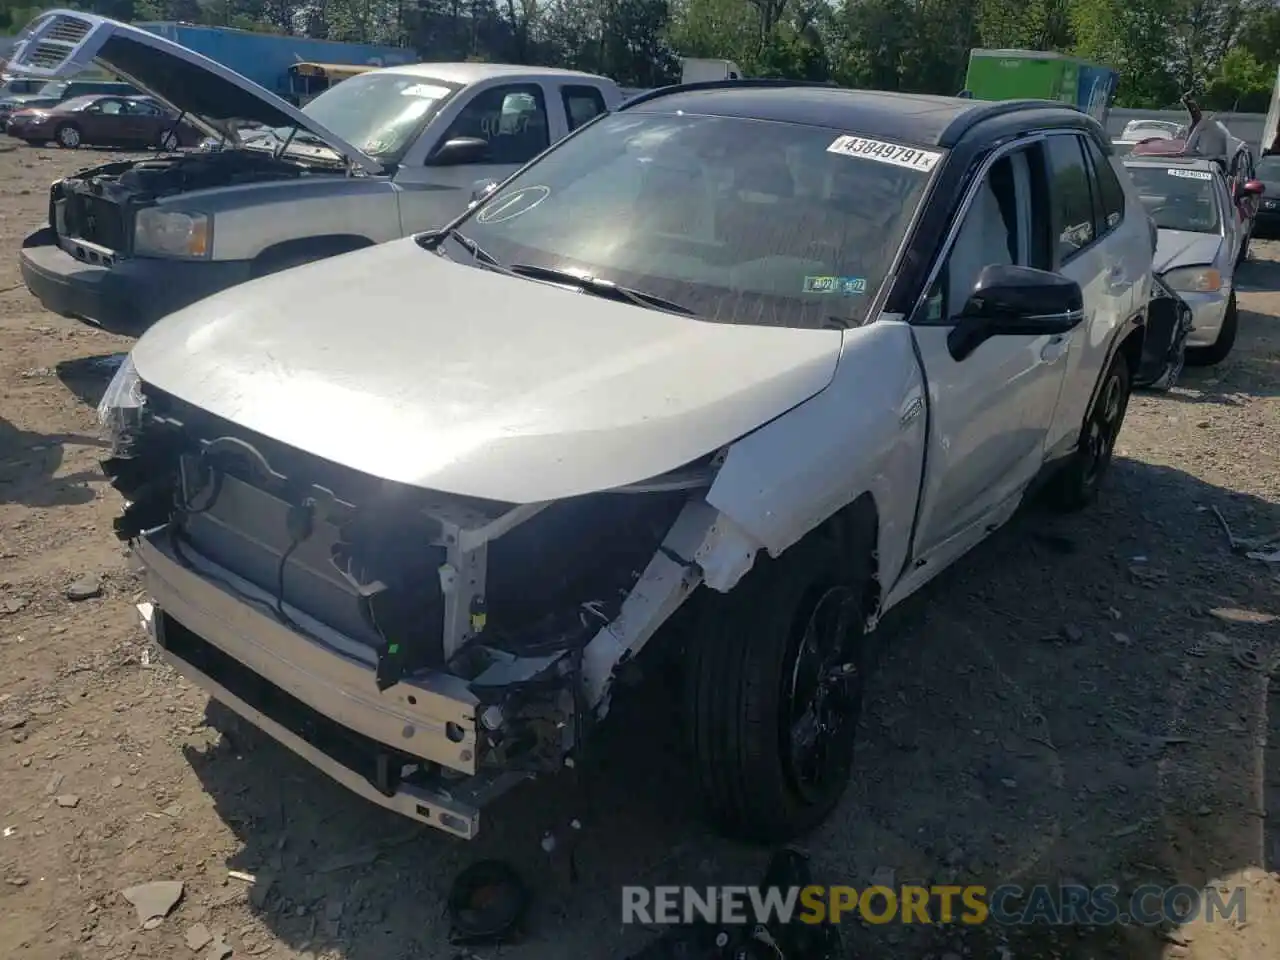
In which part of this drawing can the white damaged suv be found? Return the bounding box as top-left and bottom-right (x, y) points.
(100, 82), (1154, 842)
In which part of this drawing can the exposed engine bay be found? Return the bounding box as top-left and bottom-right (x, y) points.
(101, 377), (729, 832)
(49, 148), (330, 254)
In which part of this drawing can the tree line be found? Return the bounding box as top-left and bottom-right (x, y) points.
(3, 0), (1278, 110)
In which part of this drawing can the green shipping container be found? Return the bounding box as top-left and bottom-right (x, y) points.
(964, 49), (1080, 105)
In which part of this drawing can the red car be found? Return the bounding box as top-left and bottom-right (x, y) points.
(6, 94), (202, 150)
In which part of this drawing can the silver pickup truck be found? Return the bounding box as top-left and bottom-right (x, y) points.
(11, 11), (621, 333)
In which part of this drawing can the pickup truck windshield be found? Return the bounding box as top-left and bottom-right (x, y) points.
(1128, 165), (1222, 234)
(454, 111), (937, 329)
(299, 73), (463, 162)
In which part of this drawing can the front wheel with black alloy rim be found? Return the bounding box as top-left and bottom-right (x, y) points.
(1186, 291), (1239, 366)
(1044, 350), (1132, 512)
(683, 532), (873, 843)
(54, 123), (81, 149)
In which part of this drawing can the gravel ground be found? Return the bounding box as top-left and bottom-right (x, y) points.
(0, 140), (1277, 960)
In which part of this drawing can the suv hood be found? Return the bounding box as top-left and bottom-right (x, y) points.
(1154, 229), (1225, 275)
(131, 239), (843, 503)
(8, 10), (385, 174)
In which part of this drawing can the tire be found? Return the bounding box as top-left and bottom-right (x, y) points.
(1186, 292), (1239, 367)
(157, 130), (180, 152)
(1044, 349), (1132, 512)
(683, 530), (874, 843)
(54, 123), (81, 149)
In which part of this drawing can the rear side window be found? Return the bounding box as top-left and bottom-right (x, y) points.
(1083, 137), (1125, 234)
(1044, 134), (1096, 261)
(562, 85), (606, 131)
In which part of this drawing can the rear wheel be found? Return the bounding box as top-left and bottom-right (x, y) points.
(54, 123), (81, 149)
(157, 130), (180, 151)
(684, 532), (874, 843)
(1044, 350), (1132, 512)
(1186, 292), (1239, 366)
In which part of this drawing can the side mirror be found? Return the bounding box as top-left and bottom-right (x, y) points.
(469, 178), (499, 205)
(1240, 179), (1265, 196)
(947, 264), (1084, 362)
(427, 136), (490, 167)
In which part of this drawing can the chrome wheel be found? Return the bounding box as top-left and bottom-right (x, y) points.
(57, 125), (80, 148)
(783, 584), (862, 803)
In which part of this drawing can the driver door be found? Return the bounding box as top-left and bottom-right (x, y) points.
(909, 142), (1072, 562)
(394, 83), (555, 234)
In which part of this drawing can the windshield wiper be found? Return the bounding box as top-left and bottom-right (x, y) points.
(507, 264), (696, 315)
(416, 228), (514, 274)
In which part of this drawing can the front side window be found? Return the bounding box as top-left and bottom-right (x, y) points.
(1127, 165), (1222, 234)
(1045, 135), (1097, 259)
(453, 112), (938, 329)
(439, 84), (551, 165)
(298, 73), (463, 162)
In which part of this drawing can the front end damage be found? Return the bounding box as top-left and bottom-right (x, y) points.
(100, 358), (757, 839)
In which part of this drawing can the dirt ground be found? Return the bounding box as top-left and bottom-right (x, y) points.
(0, 139), (1277, 960)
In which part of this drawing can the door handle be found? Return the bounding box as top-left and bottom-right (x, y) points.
(1040, 334), (1069, 363)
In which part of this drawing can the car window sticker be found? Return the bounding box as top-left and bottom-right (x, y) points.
(826, 135), (942, 172)
(803, 276), (867, 295)
(1167, 169), (1212, 180)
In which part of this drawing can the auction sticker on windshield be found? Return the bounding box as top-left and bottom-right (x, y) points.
(1168, 169), (1213, 180)
(827, 135), (942, 172)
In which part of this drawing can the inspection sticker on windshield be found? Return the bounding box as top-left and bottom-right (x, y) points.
(804, 276), (866, 295)
(1168, 168), (1213, 180)
(827, 135), (941, 172)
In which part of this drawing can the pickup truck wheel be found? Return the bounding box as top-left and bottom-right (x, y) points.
(1186, 292), (1239, 366)
(684, 534), (871, 843)
(54, 123), (81, 149)
(1045, 351), (1131, 512)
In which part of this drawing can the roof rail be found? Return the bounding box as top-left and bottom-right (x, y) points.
(619, 77), (838, 110)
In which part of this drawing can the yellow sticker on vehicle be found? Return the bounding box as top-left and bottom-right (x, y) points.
(827, 135), (942, 172)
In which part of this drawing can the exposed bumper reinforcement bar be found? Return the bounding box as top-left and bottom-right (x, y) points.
(134, 533), (479, 772)
(131, 533), (534, 839)
(140, 601), (486, 838)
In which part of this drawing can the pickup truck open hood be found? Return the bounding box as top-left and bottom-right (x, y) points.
(8, 10), (385, 174)
(131, 239), (844, 504)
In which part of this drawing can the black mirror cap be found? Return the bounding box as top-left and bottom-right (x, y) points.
(428, 136), (490, 166)
(965, 263), (1084, 318)
(947, 264), (1084, 361)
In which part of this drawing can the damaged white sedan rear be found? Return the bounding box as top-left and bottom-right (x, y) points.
(98, 83), (1154, 843)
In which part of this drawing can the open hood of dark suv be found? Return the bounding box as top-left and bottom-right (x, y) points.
(8, 10), (385, 174)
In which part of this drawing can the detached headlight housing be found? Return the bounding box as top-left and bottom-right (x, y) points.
(133, 208), (211, 259)
(1162, 266), (1222, 294)
(97, 353), (146, 455)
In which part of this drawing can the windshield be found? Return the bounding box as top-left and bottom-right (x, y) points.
(37, 81), (67, 98)
(297, 72), (462, 161)
(453, 112), (938, 329)
(1128, 165), (1222, 233)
